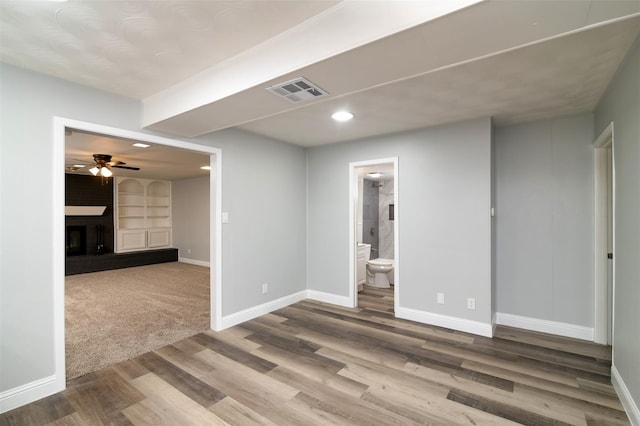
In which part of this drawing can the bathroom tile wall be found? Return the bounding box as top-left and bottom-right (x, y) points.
(378, 178), (394, 260)
(362, 178), (379, 258)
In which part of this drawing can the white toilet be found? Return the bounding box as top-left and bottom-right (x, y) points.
(366, 258), (394, 288)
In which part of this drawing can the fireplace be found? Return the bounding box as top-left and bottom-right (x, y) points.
(66, 226), (86, 256)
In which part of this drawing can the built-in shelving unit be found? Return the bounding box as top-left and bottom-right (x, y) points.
(115, 177), (172, 253)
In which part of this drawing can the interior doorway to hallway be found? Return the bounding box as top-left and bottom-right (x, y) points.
(53, 117), (222, 391)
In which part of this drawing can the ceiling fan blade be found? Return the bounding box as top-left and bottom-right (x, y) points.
(70, 158), (93, 165)
(106, 161), (126, 166)
(112, 165), (140, 171)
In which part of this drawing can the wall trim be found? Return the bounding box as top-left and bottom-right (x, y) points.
(307, 290), (354, 308)
(396, 307), (493, 337)
(220, 290), (307, 330)
(0, 375), (61, 414)
(612, 365), (640, 426)
(53, 117), (223, 403)
(496, 312), (593, 341)
(178, 257), (210, 268)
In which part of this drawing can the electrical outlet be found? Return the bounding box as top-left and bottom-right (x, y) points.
(262, 283), (268, 294)
(467, 297), (476, 310)
(437, 293), (445, 305)
(187, 248), (191, 255)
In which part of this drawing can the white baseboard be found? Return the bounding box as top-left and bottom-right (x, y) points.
(612, 365), (640, 426)
(492, 312), (498, 335)
(220, 290), (307, 329)
(306, 290), (354, 308)
(178, 257), (210, 267)
(495, 312), (593, 341)
(396, 307), (493, 337)
(0, 375), (62, 414)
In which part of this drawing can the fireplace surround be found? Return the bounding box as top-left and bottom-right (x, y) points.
(65, 173), (177, 275)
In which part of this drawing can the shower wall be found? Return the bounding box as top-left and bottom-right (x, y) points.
(362, 178), (379, 259)
(379, 178), (394, 259)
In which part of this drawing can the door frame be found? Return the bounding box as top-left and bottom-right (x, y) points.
(593, 122), (614, 345)
(53, 117), (223, 391)
(348, 157), (399, 311)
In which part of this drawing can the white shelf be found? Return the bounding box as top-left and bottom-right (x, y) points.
(115, 177), (172, 253)
(65, 206), (107, 216)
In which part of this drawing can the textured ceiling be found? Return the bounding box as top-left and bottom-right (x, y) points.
(1, 0), (640, 151)
(65, 130), (210, 181)
(0, 0), (339, 98)
(240, 17), (640, 145)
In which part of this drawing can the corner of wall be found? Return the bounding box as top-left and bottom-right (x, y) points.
(612, 364), (640, 426)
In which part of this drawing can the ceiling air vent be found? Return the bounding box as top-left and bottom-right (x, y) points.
(266, 77), (328, 103)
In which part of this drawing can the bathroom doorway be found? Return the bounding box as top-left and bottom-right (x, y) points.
(349, 158), (398, 312)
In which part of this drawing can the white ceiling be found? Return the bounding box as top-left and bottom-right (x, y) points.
(65, 130), (210, 181)
(2, 1), (640, 157)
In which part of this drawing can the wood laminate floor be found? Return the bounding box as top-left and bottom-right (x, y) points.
(1, 286), (628, 425)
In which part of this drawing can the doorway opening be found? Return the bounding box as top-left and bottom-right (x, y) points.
(53, 117), (222, 391)
(594, 122), (614, 346)
(349, 158), (398, 312)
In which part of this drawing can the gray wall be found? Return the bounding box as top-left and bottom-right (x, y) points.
(495, 113), (595, 326)
(0, 64), (307, 393)
(307, 118), (493, 323)
(595, 34), (640, 414)
(0, 64), (141, 391)
(172, 175), (210, 263)
(199, 128), (307, 316)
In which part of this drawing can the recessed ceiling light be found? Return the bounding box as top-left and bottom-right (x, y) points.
(200, 166), (211, 170)
(72, 164), (85, 168)
(368, 172), (383, 178)
(132, 143), (150, 148)
(332, 111), (354, 122)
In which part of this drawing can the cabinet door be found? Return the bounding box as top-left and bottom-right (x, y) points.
(118, 230), (147, 252)
(147, 229), (171, 248)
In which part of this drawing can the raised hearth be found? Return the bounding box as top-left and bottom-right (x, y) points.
(65, 248), (178, 276)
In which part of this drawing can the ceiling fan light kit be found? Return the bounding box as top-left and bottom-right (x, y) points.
(82, 153), (140, 177)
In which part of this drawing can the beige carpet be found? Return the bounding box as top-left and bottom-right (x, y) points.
(65, 262), (210, 380)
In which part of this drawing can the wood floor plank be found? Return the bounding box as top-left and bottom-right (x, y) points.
(208, 397), (279, 426)
(279, 304), (427, 348)
(495, 326), (612, 361)
(1, 286), (629, 426)
(190, 332), (277, 374)
(269, 366), (422, 425)
(201, 328), (262, 353)
(474, 335), (612, 376)
(513, 382), (629, 423)
(0, 393), (75, 426)
(404, 362), (588, 425)
(154, 342), (215, 376)
(134, 352), (226, 408)
(447, 387), (580, 426)
(254, 344), (368, 398)
(462, 359), (624, 410)
(46, 411), (97, 426)
(123, 373), (228, 425)
(420, 338), (583, 387)
(64, 368), (145, 425)
(364, 381), (521, 425)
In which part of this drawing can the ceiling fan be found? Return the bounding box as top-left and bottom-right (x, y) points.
(87, 154), (140, 177)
